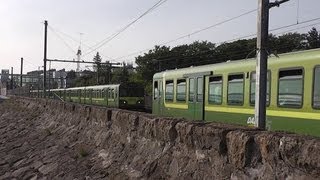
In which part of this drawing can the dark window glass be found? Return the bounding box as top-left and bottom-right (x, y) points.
(176, 79), (186, 101)
(209, 76), (223, 104)
(108, 89), (112, 99)
(119, 84), (144, 97)
(99, 90), (102, 98)
(189, 78), (194, 102)
(228, 74), (244, 105)
(250, 72), (271, 105)
(165, 80), (174, 101)
(120, 88), (128, 97)
(197, 78), (203, 102)
(278, 69), (303, 107)
(159, 80), (162, 98)
(111, 89), (114, 99)
(314, 67), (320, 108)
(154, 81), (158, 100)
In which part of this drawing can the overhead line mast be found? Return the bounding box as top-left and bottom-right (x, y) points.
(43, 20), (48, 98)
(255, 0), (290, 129)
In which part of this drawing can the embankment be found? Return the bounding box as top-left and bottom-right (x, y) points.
(0, 97), (319, 179)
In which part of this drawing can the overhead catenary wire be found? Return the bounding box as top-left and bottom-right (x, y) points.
(48, 25), (79, 70)
(113, 8), (258, 60)
(154, 37), (320, 69)
(142, 23), (320, 67)
(82, 0), (169, 57)
(114, 16), (320, 61)
(159, 9), (258, 46)
(225, 17), (320, 43)
(48, 25), (121, 63)
(48, 26), (77, 54)
(296, 0), (300, 24)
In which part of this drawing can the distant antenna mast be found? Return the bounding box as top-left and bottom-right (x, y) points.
(76, 33), (83, 72)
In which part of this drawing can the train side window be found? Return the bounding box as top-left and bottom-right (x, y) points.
(189, 78), (195, 102)
(165, 80), (174, 101)
(104, 88), (109, 100)
(154, 81), (158, 100)
(278, 69), (303, 108)
(250, 71), (271, 105)
(227, 74), (244, 105)
(197, 78), (203, 102)
(111, 89), (114, 99)
(108, 89), (111, 99)
(159, 80), (162, 98)
(209, 76), (223, 104)
(313, 66), (320, 109)
(176, 79), (186, 102)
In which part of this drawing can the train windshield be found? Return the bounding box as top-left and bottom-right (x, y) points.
(120, 85), (144, 97)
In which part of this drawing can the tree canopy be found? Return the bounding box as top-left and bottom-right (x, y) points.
(134, 28), (320, 93)
(68, 28), (320, 95)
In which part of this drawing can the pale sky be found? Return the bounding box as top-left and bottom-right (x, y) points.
(1, 0), (320, 73)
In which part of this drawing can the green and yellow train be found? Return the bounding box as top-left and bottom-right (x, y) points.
(31, 83), (145, 109)
(152, 48), (320, 137)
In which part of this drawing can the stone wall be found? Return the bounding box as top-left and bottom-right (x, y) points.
(0, 97), (319, 179)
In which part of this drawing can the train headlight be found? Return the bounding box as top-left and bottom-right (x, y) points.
(136, 100), (144, 104)
(120, 99), (127, 104)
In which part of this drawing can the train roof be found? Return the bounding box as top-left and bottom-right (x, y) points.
(44, 84), (120, 92)
(67, 84), (120, 90)
(153, 48), (320, 79)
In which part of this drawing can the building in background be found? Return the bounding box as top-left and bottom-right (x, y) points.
(54, 69), (67, 89)
(0, 69), (10, 88)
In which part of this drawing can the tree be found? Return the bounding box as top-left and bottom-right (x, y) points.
(66, 70), (76, 87)
(111, 62), (131, 84)
(133, 28), (319, 94)
(307, 27), (320, 49)
(93, 52), (102, 84)
(135, 45), (171, 85)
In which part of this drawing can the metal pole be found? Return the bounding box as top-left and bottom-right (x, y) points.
(38, 66), (40, 97)
(10, 67), (13, 89)
(20, 57), (23, 87)
(255, 0), (290, 129)
(43, 20), (48, 98)
(255, 0), (269, 129)
(48, 61), (51, 95)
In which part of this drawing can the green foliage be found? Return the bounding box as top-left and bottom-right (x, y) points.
(111, 62), (132, 84)
(67, 28), (320, 93)
(134, 28), (320, 90)
(78, 147), (89, 157)
(307, 27), (320, 49)
(93, 52), (102, 72)
(44, 128), (52, 136)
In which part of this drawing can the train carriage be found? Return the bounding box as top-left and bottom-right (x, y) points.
(41, 82), (145, 109)
(153, 48), (320, 137)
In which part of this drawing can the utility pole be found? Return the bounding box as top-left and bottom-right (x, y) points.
(20, 57), (23, 87)
(43, 20), (48, 98)
(255, 0), (290, 129)
(38, 66), (40, 97)
(10, 67), (13, 89)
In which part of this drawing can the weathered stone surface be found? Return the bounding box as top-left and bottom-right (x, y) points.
(0, 97), (319, 179)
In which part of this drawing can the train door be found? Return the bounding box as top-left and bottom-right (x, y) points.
(185, 72), (211, 121)
(188, 77), (204, 120)
(153, 80), (160, 115)
(152, 79), (164, 115)
(159, 80), (163, 114)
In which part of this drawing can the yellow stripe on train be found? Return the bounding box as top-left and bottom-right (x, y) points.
(205, 106), (320, 120)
